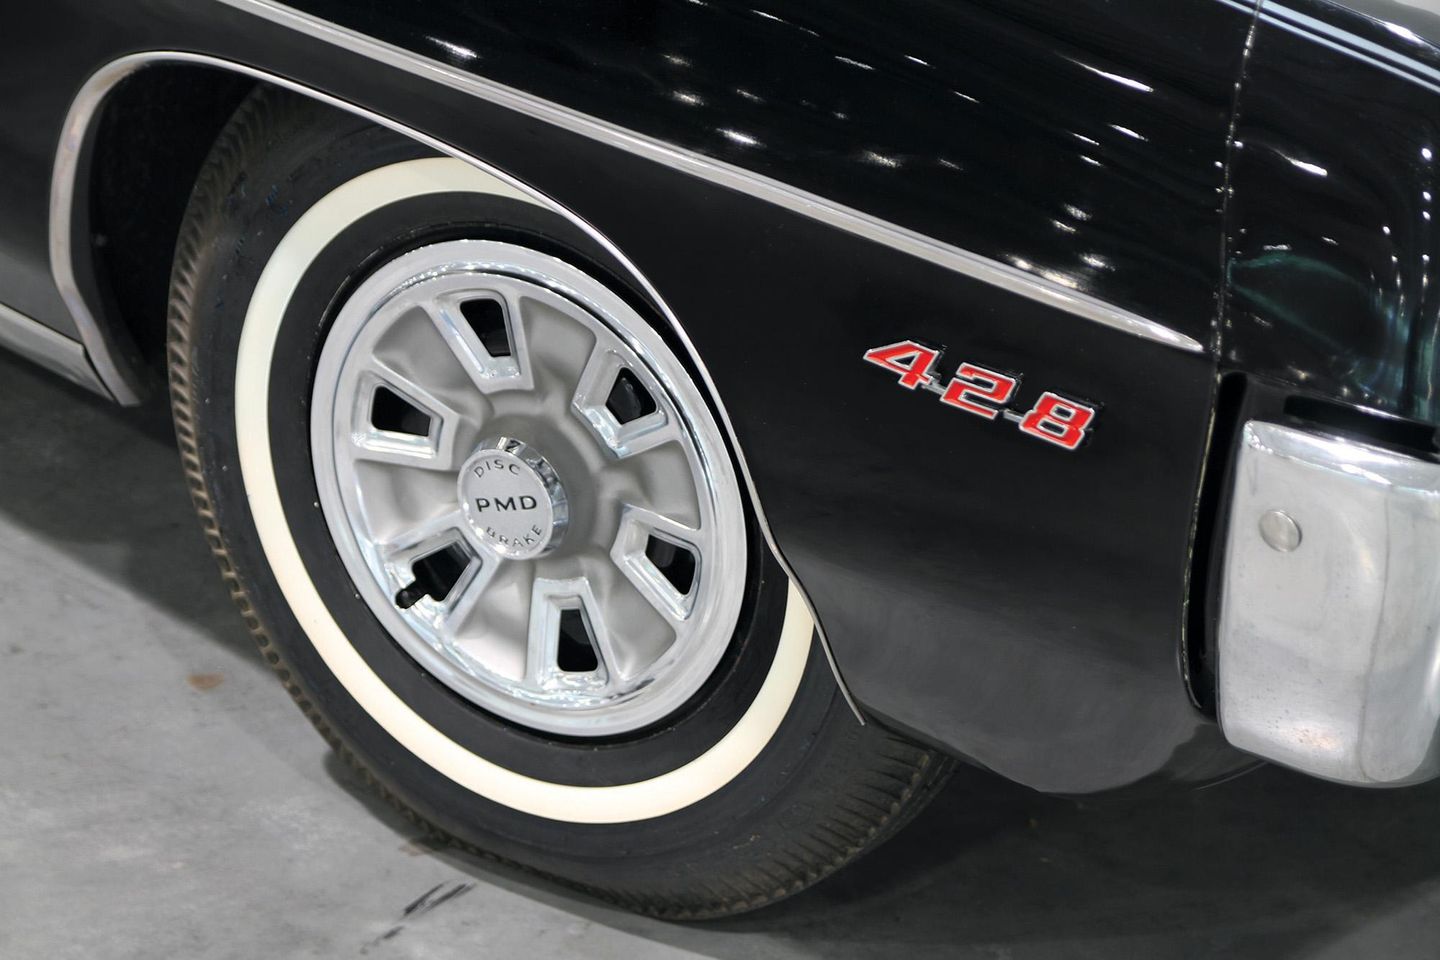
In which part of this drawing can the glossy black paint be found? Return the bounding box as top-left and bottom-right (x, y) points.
(286, 0), (1252, 347)
(0, 9), (84, 334)
(0, 0), (1283, 791)
(1225, 0), (1440, 425)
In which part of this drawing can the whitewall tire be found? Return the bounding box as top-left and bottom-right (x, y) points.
(167, 86), (952, 918)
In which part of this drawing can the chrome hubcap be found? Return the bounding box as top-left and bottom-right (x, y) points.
(457, 438), (568, 560)
(309, 241), (745, 736)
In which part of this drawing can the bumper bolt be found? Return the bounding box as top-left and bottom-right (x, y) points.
(1259, 509), (1302, 552)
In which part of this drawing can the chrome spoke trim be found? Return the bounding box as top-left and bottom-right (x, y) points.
(525, 577), (613, 693)
(611, 504), (705, 625)
(312, 240), (745, 736)
(421, 298), (519, 394)
(348, 356), (468, 471)
(376, 509), (469, 568)
(418, 283), (534, 394)
(572, 341), (682, 458)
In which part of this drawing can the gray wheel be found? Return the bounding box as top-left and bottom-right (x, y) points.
(311, 241), (747, 736)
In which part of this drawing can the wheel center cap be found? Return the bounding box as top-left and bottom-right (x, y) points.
(458, 437), (568, 560)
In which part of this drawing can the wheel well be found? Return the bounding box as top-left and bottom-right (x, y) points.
(86, 64), (255, 380)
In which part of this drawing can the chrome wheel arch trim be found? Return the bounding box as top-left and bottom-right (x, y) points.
(51, 48), (864, 720)
(50, 55), (153, 406)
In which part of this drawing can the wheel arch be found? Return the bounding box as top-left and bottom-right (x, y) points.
(72, 62), (255, 402)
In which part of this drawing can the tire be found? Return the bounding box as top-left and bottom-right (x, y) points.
(167, 87), (952, 919)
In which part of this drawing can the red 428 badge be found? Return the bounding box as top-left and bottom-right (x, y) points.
(863, 340), (1097, 451)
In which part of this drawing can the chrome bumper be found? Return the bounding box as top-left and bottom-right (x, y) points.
(1218, 421), (1440, 786)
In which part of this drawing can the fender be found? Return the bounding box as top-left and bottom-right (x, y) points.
(0, 0), (1263, 792)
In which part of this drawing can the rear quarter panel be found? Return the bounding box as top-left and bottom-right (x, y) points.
(0, 0), (1260, 790)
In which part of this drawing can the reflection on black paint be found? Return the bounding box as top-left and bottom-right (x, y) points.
(284, 0), (1256, 344)
(1228, 0), (1440, 424)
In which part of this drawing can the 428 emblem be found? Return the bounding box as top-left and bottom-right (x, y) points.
(863, 340), (1097, 451)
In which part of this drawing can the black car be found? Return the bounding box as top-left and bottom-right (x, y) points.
(3, 0), (1438, 919)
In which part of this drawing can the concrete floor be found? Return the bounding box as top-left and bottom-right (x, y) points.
(3, 350), (1440, 960)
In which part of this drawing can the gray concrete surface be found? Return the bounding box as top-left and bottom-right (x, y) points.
(2, 349), (1440, 960)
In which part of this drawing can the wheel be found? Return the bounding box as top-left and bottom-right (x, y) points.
(167, 88), (952, 918)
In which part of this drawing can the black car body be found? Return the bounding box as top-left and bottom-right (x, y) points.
(3, 0), (1439, 915)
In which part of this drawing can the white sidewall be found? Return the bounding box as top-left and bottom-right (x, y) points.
(233, 157), (813, 824)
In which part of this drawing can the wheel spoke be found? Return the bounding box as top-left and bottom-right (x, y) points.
(347, 358), (467, 471)
(578, 552), (675, 681)
(376, 509), (468, 568)
(572, 342), (681, 458)
(376, 510), (481, 621)
(421, 291), (533, 395)
(610, 504), (706, 625)
(445, 559), (533, 682)
(595, 437), (703, 532)
(438, 555), (498, 641)
(525, 576), (614, 691)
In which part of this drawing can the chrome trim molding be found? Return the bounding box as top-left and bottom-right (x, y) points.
(206, 0), (1204, 354)
(0, 300), (107, 394)
(54, 50), (863, 718)
(1263, 3), (1440, 98)
(1218, 421), (1440, 786)
(1326, 0), (1440, 52)
(50, 59), (150, 405)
